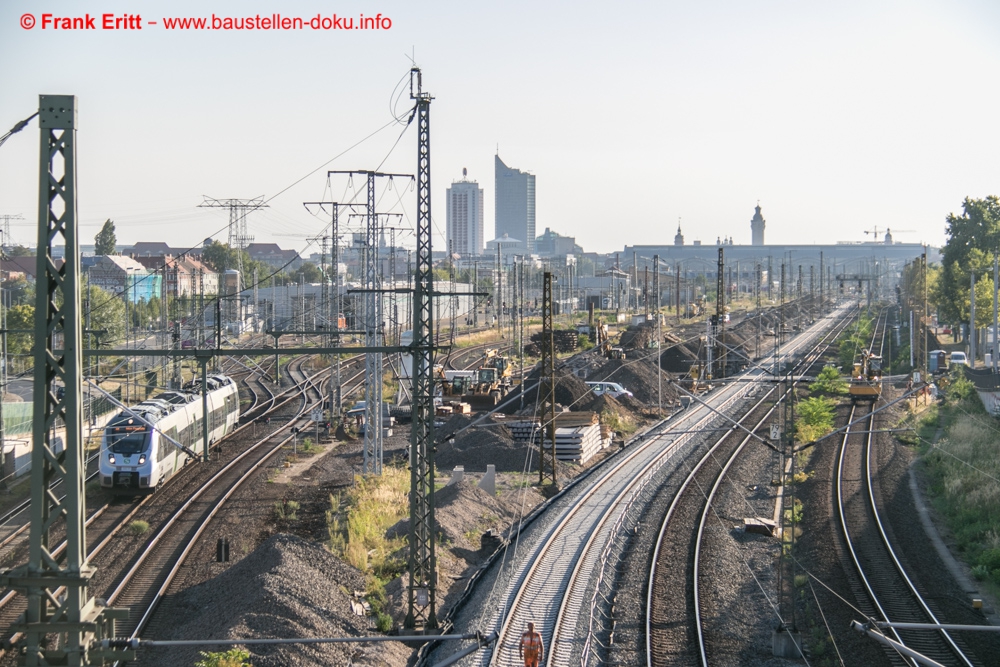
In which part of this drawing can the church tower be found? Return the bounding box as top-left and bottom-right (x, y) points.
(750, 204), (765, 246)
(674, 220), (684, 246)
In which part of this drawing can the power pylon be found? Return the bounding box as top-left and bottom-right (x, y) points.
(0, 213), (23, 247)
(199, 196), (266, 327)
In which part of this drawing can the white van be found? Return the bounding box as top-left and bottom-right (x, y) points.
(949, 351), (968, 367)
(586, 381), (633, 399)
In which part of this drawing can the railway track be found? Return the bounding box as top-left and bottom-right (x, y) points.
(456, 303), (856, 667)
(645, 303), (853, 666)
(837, 404), (975, 666)
(0, 357), (322, 650)
(100, 359), (328, 644)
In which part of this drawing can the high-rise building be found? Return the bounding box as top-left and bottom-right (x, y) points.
(495, 154), (535, 253)
(446, 168), (485, 256)
(750, 204), (766, 246)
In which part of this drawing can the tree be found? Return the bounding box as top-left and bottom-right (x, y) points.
(94, 218), (117, 255)
(5, 245), (32, 257)
(2, 277), (33, 307)
(935, 196), (1000, 324)
(5, 303), (35, 362)
(200, 241), (237, 273)
(84, 282), (125, 346)
(811, 365), (848, 395)
(296, 262), (323, 284)
(795, 396), (836, 443)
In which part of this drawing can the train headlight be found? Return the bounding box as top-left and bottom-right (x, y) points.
(139, 455), (146, 465)
(108, 454), (116, 464)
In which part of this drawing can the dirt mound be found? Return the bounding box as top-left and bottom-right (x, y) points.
(513, 368), (593, 411)
(391, 479), (542, 551)
(584, 357), (679, 405)
(661, 339), (701, 373)
(619, 323), (655, 350)
(582, 392), (627, 417)
(435, 414), (535, 473)
(142, 534), (410, 666)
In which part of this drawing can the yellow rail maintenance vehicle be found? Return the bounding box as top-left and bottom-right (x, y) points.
(849, 348), (883, 404)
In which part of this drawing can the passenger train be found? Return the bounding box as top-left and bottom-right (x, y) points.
(99, 374), (240, 493)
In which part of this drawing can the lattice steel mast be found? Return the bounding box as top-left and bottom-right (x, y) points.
(0, 95), (129, 666)
(405, 67), (438, 631)
(539, 272), (558, 487)
(329, 175), (407, 475)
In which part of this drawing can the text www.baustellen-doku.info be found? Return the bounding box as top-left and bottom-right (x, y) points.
(19, 12), (392, 31)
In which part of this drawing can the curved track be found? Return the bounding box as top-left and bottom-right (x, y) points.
(471, 303), (856, 667)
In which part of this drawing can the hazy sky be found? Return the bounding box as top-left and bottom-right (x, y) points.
(2, 0), (999, 258)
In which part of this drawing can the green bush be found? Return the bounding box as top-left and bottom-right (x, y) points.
(945, 367), (976, 403)
(376, 612), (393, 632)
(795, 396), (836, 443)
(195, 648), (251, 667)
(811, 365), (848, 396)
(128, 520), (150, 537)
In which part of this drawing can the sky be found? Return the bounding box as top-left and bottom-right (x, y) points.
(2, 0), (999, 259)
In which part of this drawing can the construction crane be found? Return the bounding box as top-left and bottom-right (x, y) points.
(863, 227), (914, 245)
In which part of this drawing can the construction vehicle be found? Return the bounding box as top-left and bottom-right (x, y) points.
(684, 295), (706, 319)
(849, 348), (883, 403)
(438, 350), (513, 408)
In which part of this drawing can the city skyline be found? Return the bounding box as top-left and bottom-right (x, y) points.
(2, 1), (999, 257)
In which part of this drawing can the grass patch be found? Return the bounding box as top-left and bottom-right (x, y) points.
(919, 388), (1000, 594)
(128, 520), (150, 537)
(298, 437), (322, 455)
(326, 467), (408, 576)
(195, 648), (251, 667)
(601, 408), (637, 437)
(273, 500), (300, 521)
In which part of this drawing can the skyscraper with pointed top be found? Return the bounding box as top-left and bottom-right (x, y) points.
(495, 154), (536, 253)
(750, 204), (765, 246)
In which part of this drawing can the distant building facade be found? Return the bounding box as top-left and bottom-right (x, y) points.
(535, 227), (582, 257)
(495, 155), (536, 253)
(131, 254), (219, 297)
(446, 169), (485, 256)
(245, 243), (302, 270)
(485, 233), (525, 264)
(751, 204), (766, 246)
(88, 255), (162, 303)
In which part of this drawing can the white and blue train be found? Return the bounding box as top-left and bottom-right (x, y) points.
(99, 374), (240, 493)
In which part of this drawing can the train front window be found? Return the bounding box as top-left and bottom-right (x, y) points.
(107, 430), (149, 455)
(106, 416), (151, 455)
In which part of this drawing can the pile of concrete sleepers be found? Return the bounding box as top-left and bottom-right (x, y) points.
(507, 411), (608, 464)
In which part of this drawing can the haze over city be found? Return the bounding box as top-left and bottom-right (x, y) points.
(2, 0), (999, 256)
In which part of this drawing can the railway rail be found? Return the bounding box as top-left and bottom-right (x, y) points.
(645, 303), (854, 666)
(446, 303), (856, 667)
(836, 397), (976, 665)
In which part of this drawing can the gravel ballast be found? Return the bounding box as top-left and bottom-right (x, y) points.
(142, 534), (411, 666)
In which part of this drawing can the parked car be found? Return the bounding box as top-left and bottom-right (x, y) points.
(949, 351), (968, 367)
(586, 381), (633, 399)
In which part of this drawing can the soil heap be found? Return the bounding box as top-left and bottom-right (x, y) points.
(141, 534), (410, 667)
(436, 414), (538, 473)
